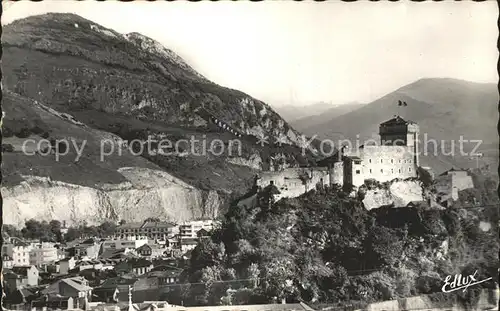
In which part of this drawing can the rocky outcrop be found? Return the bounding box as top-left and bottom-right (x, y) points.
(362, 180), (424, 210)
(2, 167), (221, 228)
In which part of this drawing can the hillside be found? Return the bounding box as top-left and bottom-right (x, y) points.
(301, 78), (499, 174)
(174, 187), (498, 307)
(1, 13), (318, 226)
(290, 101), (365, 132)
(2, 90), (253, 227)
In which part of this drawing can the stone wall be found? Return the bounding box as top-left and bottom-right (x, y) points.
(344, 146), (416, 186)
(255, 167), (330, 200)
(332, 162), (344, 185)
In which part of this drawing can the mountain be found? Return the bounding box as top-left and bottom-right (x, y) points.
(272, 101), (334, 122)
(290, 102), (365, 132)
(300, 78), (499, 174)
(1, 13), (317, 227)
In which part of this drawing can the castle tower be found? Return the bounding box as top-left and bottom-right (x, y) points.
(379, 115), (420, 167)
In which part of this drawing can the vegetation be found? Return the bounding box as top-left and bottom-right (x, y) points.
(2, 219), (118, 243)
(173, 185), (498, 307)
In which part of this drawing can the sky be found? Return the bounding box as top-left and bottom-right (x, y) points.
(3, 0), (498, 107)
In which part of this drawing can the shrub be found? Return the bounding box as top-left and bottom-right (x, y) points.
(2, 127), (14, 138)
(15, 127), (32, 138)
(2, 144), (14, 152)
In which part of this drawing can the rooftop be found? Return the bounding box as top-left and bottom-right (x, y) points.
(380, 115), (416, 126)
(11, 265), (38, 276)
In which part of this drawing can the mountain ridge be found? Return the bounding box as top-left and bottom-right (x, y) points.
(299, 77), (498, 174)
(1, 13), (317, 226)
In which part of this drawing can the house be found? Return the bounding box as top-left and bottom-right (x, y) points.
(29, 243), (58, 266)
(92, 277), (138, 303)
(179, 220), (214, 239)
(32, 295), (74, 310)
(136, 244), (165, 258)
(58, 257), (77, 275)
(40, 276), (93, 309)
(2, 241), (32, 266)
(4, 285), (47, 306)
(115, 258), (153, 276)
(78, 268), (118, 287)
(74, 258), (116, 272)
(179, 237), (199, 253)
(11, 265), (40, 286)
(57, 248), (67, 260)
(102, 236), (149, 253)
(3, 254), (14, 268)
(75, 238), (102, 259)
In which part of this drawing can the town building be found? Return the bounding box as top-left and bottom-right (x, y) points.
(2, 241), (32, 266)
(3, 254), (14, 268)
(3, 265), (39, 289)
(75, 238), (102, 259)
(29, 242), (58, 266)
(115, 258), (154, 276)
(116, 221), (178, 240)
(179, 220), (215, 239)
(102, 236), (149, 253)
(32, 296), (75, 310)
(75, 259), (116, 272)
(58, 257), (77, 275)
(40, 276), (93, 309)
(135, 244), (166, 259)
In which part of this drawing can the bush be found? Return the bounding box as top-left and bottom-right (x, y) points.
(15, 127), (31, 138)
(2, 144), (14, 152)
(2, 127), (14, 138)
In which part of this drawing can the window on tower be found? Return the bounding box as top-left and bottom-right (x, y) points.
(355, 170), (360, 174)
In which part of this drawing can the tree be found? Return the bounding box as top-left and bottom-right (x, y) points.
(98, 221), (117, 237)
(64, 227), (83, 242)
(119, 219), (127, 225)
(49, 220), (63, 242)
(3, 224), (21, 238)
(364, 226), (403, 269)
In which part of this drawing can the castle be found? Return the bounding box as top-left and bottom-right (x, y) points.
(255, 116), (420, 197)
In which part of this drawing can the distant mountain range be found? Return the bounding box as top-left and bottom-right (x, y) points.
(289, 102), (366, 132)
(299, 78), (499, 174)
(271, 102), (335, 122)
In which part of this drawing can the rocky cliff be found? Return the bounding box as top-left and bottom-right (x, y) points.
(362, 180), (425, 210)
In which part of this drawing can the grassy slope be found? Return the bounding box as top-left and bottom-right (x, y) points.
(1, 91), (160, 188)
